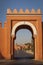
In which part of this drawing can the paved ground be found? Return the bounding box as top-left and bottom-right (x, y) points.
(0, 59), (43, 65)
(14, 50), (34, 58)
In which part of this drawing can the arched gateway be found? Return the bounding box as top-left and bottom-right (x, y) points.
(0, 9), (43, 60)
(11, 21), (37, 59)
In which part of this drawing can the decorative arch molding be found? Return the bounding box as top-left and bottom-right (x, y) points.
(11, 21), (37, 36)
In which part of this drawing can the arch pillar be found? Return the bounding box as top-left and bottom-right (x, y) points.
(33, 35), (37, 60)
(34, 34), (42, 60)
(11, 35), (15, 59)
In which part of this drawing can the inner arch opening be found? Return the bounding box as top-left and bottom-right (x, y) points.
(13, 25), (35, 59)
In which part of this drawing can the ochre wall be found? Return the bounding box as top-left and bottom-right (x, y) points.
(42, 22), (43, 59)
(6, 15), (42, 60)
(0, 22), (2, 57)
(0, 22), (5, 59)
(0, 9), (43, 60)
(0, 15), (42, 60)
(0, 21), (11, 59)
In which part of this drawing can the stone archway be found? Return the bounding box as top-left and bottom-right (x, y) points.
(11, 21), (37, 59)
(12, 21), (37, 36)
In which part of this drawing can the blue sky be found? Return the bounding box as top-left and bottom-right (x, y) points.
(0, 0), (43, 44)
(15, 29), (32, 44)
(0, 0), (43, 24)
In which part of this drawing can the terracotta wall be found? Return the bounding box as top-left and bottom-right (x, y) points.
(2, 22), (10, 59)
(0, 22), (2, 54)
(4, 22), (11, 59)
(42, 22), (43, 59)
(0, 22), (9, 59)
(0, 16), (43, 60)
(0, 22), (5, 59)
(6, 15), (42, 60)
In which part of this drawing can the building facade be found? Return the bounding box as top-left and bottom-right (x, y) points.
(0, 9), (43, 60)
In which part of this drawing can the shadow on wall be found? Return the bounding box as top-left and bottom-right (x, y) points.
(0, 52), (5, 59)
